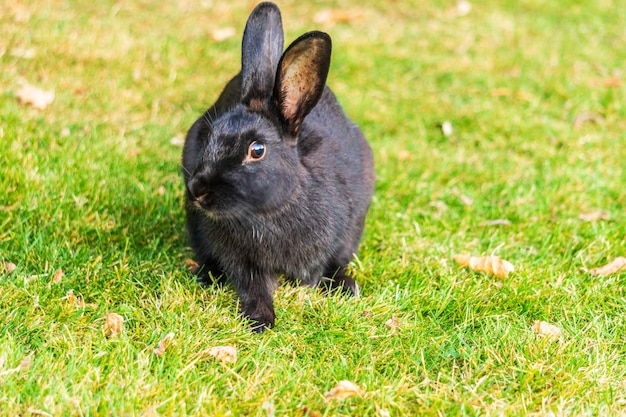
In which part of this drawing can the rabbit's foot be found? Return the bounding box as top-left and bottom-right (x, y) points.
(194, 259), (228, 287)
(243, 299), (276, 333)
(321, 267), (360, 298)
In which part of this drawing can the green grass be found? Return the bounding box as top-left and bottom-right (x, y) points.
(1, 0), (625, 415)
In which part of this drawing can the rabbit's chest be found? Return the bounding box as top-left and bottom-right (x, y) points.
(208, 215), (334, 276)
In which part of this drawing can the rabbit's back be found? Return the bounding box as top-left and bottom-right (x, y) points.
(295, 86), (374, 266)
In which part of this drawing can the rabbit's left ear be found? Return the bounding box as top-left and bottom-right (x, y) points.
(241, 2), (284, 107)
(274, 31), (331, 136)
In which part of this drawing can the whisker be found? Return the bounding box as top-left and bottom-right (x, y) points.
(202, 111), (214, 128)
(180, 164), (193, 177)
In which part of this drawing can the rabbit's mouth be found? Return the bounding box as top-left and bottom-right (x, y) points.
(189, 191), (221, 217)
(188, 189), (248, 220)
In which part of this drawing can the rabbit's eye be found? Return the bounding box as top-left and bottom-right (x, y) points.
(248, 141), (266, 160)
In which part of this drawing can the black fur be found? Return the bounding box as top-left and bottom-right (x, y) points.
(182, 2), (374, 332)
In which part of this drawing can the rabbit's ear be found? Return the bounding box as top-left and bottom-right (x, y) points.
(241, 2), (284, 108)
(274, 31), (331, 136)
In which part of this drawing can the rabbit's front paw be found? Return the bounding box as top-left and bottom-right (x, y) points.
(243, 299), (276, 333)
(322, 268), (360, 298)
(194, 259), (227, 287)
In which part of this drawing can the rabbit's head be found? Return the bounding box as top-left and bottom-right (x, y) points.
(186, 3), (332, 219)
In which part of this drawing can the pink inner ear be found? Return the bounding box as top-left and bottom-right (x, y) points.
(281, 93), (298, 122)
(281, 57), (310, 122)
(281, 87), (303, 122)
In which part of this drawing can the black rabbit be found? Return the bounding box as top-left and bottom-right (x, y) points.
(182, 2), (374, 332)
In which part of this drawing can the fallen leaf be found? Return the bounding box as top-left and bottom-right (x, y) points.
(324, 380), (364, 400)
(298, 407), (322, 417)
(204, 346), (237, 364)
(65, 289), (86, 308)
(52, 268), (64, 283)
(313, 9), (363, 25)
(15, 82), (54, 110)
(153, 332), (175, 357)
(2, 261), (17, 273)
(578, 210), (610, 222)
(211, 27), (236, 42)
(184, 258), (199, 271)
(384, 313), (400, 333)
(479, 219), (511, 227)
(454, 254), (514, 279)
(572, 113), (604, 129)
(589, 257), (626, 276)
(104, 313), (124, 338)
(532, 320), (561, 338)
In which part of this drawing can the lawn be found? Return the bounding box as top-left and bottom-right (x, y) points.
(1, 0), (625, 415)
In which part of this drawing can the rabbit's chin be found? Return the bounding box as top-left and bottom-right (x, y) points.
(193, 200), (259, 221)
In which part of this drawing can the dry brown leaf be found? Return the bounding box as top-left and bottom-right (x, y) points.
(479, 219), (511, 227)
(578, 210), (610, 222)
(589, 257), (626, 276)
(153, 332), (175, 357)
(532, 320), (561, 338)
(384, 313), (400, 333)
(211, 27), (236, 42)
(298, 407), (322, 417)
(454, 254), (514, 279)
(104, 313), (124, 338)
(66, 289), (76, 305)
(2, 261), (17, 273)
(65, 289), (86, 308)
(184, 258), (199, 271)
(205, 346), (237, 364)
(572, 113), (604, 129)
(313, 9), (363, 25)
(15, 82), (54, 110)
(324, 380), (364, 400)
(52, 268), (64, 283)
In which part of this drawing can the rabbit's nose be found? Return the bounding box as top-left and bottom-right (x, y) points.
(187, 176), (209, 201)
(188, 187), (213, 211)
